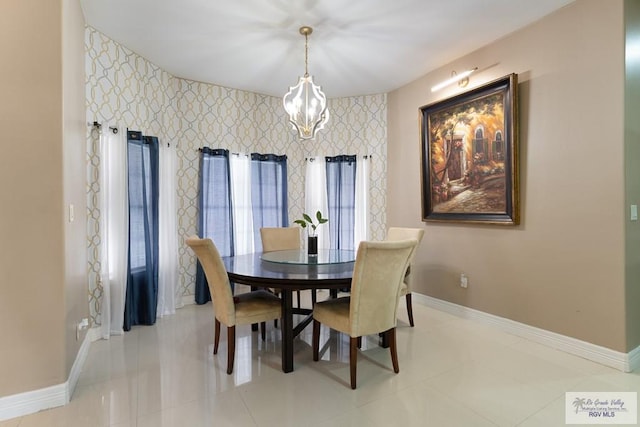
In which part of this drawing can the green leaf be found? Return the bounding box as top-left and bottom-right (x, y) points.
(302, 213), (313, 223)
(318, 218), (328, 224)
(293, 219), (307, 228)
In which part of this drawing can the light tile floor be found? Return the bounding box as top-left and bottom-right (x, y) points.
(3, 289), (639, 427)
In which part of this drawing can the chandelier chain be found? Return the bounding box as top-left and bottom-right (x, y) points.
(304, 32), (309, 77)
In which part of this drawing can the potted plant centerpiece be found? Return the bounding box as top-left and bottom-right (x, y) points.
(294, 211), (328, 255)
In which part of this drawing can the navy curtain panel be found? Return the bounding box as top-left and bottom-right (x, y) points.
(250, 153), (288, 252)
(196, 148), (234, 304)
(124, 131), (159, 331)
(326, 155), (357, 250)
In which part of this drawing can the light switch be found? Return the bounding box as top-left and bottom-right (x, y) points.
(69, 204), (75, 223)
(631, 205), (638, 221)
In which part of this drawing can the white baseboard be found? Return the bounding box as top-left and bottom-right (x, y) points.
(413, 293), (640, 373)
(182, 295), (195, 306)
(0, 384), (66, 423)
(67, 327), (100, 398)
(0, 327), (100, 422)
(628, 345), (640, 372)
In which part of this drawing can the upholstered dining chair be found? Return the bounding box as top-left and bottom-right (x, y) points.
(260, 227), (309, 308)
(186, 236), (281, 375)
(260, 226), (301, 252)
(312, 239), (418, 389)
(386, 227), (425, 327)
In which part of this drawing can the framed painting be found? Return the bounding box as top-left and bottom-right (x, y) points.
(419, 73), (519, 225)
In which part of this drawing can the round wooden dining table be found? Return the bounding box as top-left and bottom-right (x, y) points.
(221, 249), (355, 373)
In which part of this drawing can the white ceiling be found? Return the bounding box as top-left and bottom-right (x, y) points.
(80, 0), (574, 98)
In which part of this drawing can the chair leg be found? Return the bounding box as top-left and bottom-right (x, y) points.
(227, 326), (236, 375)
(388, 328), (399, 373)
(214, 318), (221, 354)
(296, 290), (301, 308)
(311, 289), (317, 306)
(406, 293), (415, 327)
(350, 337), (358, 389)
(357, 336), (362, 349)
(260, 321), (266, 341)
(312, 319), (320, 361)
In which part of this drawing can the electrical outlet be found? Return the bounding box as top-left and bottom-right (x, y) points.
(76, 318), (89, 341)
(460, 273), (468, 288)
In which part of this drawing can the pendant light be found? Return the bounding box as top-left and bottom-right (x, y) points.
(283, 26), (329, 140)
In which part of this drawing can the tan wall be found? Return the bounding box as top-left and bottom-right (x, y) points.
(0, 0), (68, 396)
(625, 0), (640, 351)
(388, 0), (628, 351)
(62, 0), (88, 373)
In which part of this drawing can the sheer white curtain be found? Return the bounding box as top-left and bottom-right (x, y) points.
(99, 123), (129, 338)
(304, 157), (329, 250)
(157, 141), (178, 316)
(354, 155), (370, 247)
(230, 153), (255, 254)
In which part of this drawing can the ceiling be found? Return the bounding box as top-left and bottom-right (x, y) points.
(80, 0), (574, 98)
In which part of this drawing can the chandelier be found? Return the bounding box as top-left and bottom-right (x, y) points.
(283, 26), (328, 140)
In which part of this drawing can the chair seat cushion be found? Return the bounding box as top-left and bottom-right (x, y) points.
(313, 297), (351, 335)
(233, 290), (282, 326)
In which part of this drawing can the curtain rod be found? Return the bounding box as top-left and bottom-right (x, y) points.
(196, 149), (371, 160)
(88, 121), (118, 134)
(196, 149), (271, 157)
(197, 148), (244, 156)
(305, 155), (372, 162)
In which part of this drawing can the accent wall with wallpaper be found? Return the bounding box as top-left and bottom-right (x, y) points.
(85, 27), (387, 326)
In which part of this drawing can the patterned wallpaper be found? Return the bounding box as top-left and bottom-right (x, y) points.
(85, 27), (387, 325)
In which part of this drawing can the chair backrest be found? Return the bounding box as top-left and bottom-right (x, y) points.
(349, 239), (418, 337)
(260, 227), (301, 252)
(185, 236), (236, 325)
(386, 227), (424, 259)
(386, 227), (425, 286)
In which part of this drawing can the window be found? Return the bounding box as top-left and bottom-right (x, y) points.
(326, 155), (356, 250)
(128, 139), (156, 270)
(251, 153), (288, 252)
(305, 155), (369, 251)
(125, 131), (159, 329)
(199, 148), (234, 256)
(195, 149), (288, 302)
